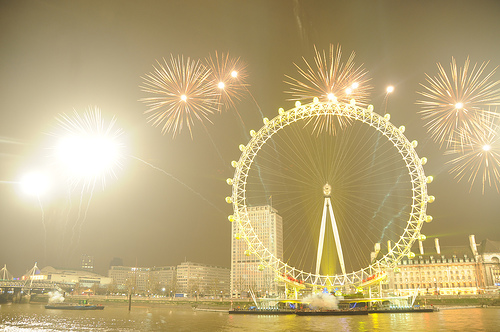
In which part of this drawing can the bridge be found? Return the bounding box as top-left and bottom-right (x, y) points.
(0, 263), (65, 302)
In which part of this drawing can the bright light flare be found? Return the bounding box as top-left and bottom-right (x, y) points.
(205, 51), (248, 112)
(52, 107), (125, 189)
(140, 55), (218, 138)
(386, 86), (394, 93)
(56, 136), (120, 178)
(20, 172), (50, 196)
(417, 56), (500, 149)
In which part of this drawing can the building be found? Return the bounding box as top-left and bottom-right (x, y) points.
(384, 235), (499, 296)
(38, 266), (112, 288)
(477, 238), (500, 292)
(231, 205), (283, 298)
(151, 266), (177, 295)
(108, 265), (177, 294)
(81, 254), (94, 272)
(176, 261), (230, 297)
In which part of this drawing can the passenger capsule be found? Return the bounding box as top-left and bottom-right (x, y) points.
(226, 178), (233, 185)
(225, 196), (233, 204)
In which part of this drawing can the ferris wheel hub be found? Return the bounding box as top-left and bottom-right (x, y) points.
(323, 183), (332, 196)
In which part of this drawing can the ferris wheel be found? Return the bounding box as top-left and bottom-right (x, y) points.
(226, 99), (434, 289)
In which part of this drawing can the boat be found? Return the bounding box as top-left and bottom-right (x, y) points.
(368, 307), (437, 314)
(295, 309), (368, 316)
(45, 300), (104, 310)
(229, 309), (295, 315)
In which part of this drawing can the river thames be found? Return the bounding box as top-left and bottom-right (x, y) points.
(1, 304), (499, 331)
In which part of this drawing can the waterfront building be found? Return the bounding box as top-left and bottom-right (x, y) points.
(108, 266), (152, 293)
(151, 266), (177, 294)
(37, 266), (112, 288)
(176, 261), (230, 297)
(477, 238), (500, 291)
(231, 205), (283, 298)
(107, 266), (177, 294)
(384, 235), (499, 296)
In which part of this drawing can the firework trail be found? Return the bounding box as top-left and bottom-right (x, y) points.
(140, 55), (219, 138)
(50, 107), (126, 254)
(417, 56), (500, 149)
(131, 155), (226, 215)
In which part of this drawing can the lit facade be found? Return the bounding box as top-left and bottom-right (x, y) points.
(384, 235), (500, 296)
(231, 205), (283, 298)
(176, 261), (230, 296)
(107, 266), (177, 294)
(39, 266), (112, 287)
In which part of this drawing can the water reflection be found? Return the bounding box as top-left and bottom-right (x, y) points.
(0, 304), (498, 331)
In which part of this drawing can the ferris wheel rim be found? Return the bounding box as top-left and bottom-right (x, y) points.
(229, 100), (429, 288)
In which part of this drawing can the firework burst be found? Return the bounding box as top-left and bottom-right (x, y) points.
(205, 51), (248, 111)
(284, 44), (372, 135)
(51, 106), (125, 190)
(446, 111), (500, 193)
(285, 44), (372, 104)
(140, 55), (219, 138)
(417, 56), (500, 149)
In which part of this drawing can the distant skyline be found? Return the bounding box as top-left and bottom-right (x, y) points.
(1, 0), (500, 277)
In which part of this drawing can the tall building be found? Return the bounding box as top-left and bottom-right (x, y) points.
(231, 205), (283, 298)
(176, 261), (230, 296)
(81, 254), (94, 272)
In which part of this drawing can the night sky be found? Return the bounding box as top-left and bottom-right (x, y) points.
(1, 0), (500, 277)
